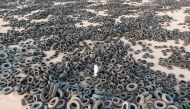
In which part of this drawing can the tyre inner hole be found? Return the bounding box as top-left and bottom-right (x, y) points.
(157, 102), (164, 107)
(129, 85), (134, 88)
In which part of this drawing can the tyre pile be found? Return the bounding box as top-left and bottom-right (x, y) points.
(1, 0), (190, 109)
(158, 46), (190, 71)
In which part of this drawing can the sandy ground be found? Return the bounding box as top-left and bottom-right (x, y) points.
(1, 0), (190, 109)
(120, 37), (190, 81)
(75, 20), (100, 27)
(0, 18), (12, 33)
(156, 7), (190, 31)
(0, 92), (23, 109)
